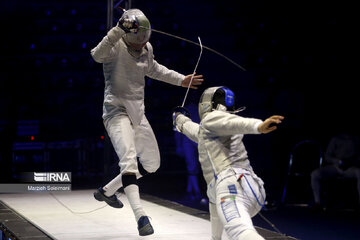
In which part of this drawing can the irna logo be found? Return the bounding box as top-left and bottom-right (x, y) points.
(34, 172), (71, 182)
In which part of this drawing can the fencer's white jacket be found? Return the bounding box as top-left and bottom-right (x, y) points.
(176, 110), (263, 185)
(91, 27), (185, 126)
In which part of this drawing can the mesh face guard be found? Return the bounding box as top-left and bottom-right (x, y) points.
(122, 9), (151, 50)
(198, 86), (222, 120)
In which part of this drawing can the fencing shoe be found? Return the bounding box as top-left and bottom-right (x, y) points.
(93, 187), (124, 208)
(137, 216), (154, 236)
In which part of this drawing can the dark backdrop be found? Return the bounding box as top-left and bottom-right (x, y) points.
(0, 0), (358, 203)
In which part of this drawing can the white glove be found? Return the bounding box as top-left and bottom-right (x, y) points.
(172, 106), (190, 132)
(106, 26), (125, 44)
(174, 113), (191, 133)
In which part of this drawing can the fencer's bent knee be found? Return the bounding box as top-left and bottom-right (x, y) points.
(137, 158), (159, 175)
(138, 162), (150, 176)
(139, 162), (160, 173)
(145, 164), (159, 173)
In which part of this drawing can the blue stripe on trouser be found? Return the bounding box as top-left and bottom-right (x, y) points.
(241, 174), (265, 208)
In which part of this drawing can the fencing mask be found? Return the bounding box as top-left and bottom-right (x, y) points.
(121, 9), (151, 50)
(198, 86), (244, 120)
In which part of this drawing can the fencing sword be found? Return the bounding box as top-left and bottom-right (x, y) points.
(181, 36), (203, 107)
(171, 36), (202, 131)
(139, 26), (247, 72)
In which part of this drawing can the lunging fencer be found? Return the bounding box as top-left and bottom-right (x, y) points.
(173, 86), (284, 240)
(90, 9), (203, 236)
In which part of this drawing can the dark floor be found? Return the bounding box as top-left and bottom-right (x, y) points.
(255, 206), (360, 240)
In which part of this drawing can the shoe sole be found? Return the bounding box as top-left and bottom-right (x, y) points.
(93, 191), (124, 208)
(138, 223), (154, 236)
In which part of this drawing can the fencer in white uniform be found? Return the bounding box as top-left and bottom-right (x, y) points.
(90, 9), (203, 236)
(173, 86), (284, 240)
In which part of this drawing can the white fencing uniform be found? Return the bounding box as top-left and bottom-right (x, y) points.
(176, 110), (266, 240)
(91, 26), (185, 191)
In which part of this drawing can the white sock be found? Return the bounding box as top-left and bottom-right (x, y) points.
(124, 184), (146, 221)
(103, 174), (122, 197)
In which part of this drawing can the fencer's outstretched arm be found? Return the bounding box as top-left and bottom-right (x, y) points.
(203, 111), (284, 136)
(146, 55), (185, 86)
(202, 111), (263, 136)
(146, 54), (204, 88)
(174, 114), (200, 143)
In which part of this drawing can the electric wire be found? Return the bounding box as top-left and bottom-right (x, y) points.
(257, 212), (288, 238)
(50, 192), (108, 214)
(242, 175), (289, 238)
(139, 26), (247, 71)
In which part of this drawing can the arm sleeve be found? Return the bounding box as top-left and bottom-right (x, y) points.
(202, 111), (263, 136)
(175, 114), (200, 143)
(146, 45), (185, 86)
(90, 27), (125, 63)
